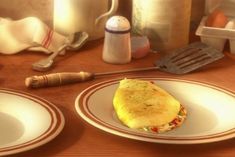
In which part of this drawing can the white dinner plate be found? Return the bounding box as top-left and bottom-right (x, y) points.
(75, 77), (235, 144)
(0, 89), (65, 156)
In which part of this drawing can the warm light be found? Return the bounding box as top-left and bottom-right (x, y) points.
(53, 0), (119, 40)
(53, 0), (75, 36)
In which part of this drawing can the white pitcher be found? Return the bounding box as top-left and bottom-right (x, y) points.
(54, 0), (119, 40)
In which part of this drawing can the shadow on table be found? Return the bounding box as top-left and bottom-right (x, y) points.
(140, 138), (235, 156)
(0, 64), (5, 86)
(10, 105), (85, 157)
(55, 38), (103, 65)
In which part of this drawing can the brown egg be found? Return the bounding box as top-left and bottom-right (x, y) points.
(205, 9), (228, 28)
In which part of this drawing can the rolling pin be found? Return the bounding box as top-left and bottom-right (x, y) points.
(25, 67), (158, 88)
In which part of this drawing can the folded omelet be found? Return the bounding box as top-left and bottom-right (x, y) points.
(113, 79), (186, 133)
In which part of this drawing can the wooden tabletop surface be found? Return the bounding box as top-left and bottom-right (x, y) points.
(1, 39), (235, 157)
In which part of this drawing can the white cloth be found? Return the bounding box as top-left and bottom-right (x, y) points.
(0, 17), (73, 55)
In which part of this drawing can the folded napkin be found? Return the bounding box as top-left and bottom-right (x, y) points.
(0, 17), (75, 55)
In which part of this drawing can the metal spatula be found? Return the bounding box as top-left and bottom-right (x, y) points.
(155, 42), (224, 74)
(25, 42), (224, 88)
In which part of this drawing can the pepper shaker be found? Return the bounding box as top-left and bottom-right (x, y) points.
(102, 16), (131, 64)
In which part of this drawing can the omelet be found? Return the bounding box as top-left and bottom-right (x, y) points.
(113, 79), (186, 133)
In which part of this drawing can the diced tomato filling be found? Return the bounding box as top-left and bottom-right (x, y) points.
(150, 127), (159, 132)
(141, 104), (186, 133)
(171, 118), (180, 125)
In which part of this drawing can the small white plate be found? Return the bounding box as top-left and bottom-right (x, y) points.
(0, 89), (65, 156)
(75, 77), (235, 144)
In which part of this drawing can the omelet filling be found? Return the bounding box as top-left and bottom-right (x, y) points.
(141, 105), (187, 133)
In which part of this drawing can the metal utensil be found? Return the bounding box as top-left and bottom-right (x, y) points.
(155, 42), (224, 74)
(32, 32), (89, 72)
(26, 42), (224, 88)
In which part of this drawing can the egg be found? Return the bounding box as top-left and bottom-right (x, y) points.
(225, 18), (235, 30)
(131, 36), (150, 59)
(205, 9), (228, 28)
(225, 20), (235, 29)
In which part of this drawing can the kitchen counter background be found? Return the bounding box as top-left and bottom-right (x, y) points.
(0, 0), (205, 29)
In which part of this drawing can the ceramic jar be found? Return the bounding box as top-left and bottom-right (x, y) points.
(132, 0), (192, 53)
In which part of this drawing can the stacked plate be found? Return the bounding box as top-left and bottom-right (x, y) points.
(0, 89), (65, 156)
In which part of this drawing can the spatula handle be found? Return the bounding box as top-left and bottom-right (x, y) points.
(25, 72), (94, 88)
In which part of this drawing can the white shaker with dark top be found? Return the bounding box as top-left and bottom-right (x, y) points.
(102, 16), (131, 64)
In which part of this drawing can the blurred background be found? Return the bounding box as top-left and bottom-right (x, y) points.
(0, 0), (205, 30)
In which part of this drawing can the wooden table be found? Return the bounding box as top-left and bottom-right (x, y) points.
(1, 39), (235, 157)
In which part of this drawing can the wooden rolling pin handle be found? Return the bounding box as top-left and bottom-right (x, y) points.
(25, 72), (94, 88)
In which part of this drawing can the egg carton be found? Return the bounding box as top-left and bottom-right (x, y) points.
(196, 0), (235, 54)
